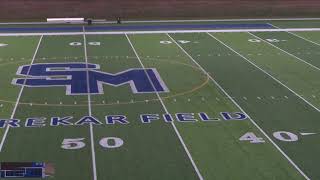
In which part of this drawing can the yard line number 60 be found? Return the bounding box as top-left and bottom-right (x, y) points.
(61, 137), (124, 150)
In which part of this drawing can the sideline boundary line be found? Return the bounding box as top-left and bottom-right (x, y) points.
(167, 32), (310, 180)
(125, 34), (204, 180)
(1, 28), (320, 36)
(0, 35), (43, 152)
(1, 17), (320, 25)
(208, 32), (314, 179)
(83, 26), (98, 180)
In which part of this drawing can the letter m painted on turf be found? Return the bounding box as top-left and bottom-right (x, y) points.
(13, 63), (169, 95)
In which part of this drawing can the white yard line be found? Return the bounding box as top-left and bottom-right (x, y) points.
(1, 28), (320, 37)
(125, 34), (204, 180)
(248, 32), (320, 71)
(0, 35), (43, 152)
(83, 26), (97, 180)
(167, 32), (311, 180)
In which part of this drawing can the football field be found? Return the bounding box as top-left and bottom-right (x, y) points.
(0, 20), (320, 179)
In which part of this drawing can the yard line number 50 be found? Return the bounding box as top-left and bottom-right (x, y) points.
(61, 137), (124, 150)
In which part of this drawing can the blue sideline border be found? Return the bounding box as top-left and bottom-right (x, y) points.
(0, 23), (273, 33)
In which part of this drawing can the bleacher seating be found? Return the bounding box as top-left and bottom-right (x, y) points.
(0, 0), (319, 20)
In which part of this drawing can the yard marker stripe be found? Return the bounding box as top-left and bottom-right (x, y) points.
(249, 31), (320, 71)
(167, 33), (310, 180)
(246, 33), (320, 112)
(0, 35), (43, 152)
(83, 26), (98, 180)
(125, 34), (204, 180)
(269, 23), (320, 51)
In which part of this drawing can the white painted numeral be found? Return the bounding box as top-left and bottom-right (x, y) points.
(61, 138), (86, 150)
(160, 41), (172, 44)
(99, 137), (124, 149)
(273, 131), (298, 142)
(239, 132), (265, 144)
(178, 40), (190, 44)
(69, 42), (101, 46)
(69, 42), (82, 46)
(0, 43), (8, 47)
(266, 39), (280, 43)
(248, 39), (261, 43)
(248, 39), (284, 43)
(88, 42), (101, 46)
(62, 137), (124, 150)
(160, 40), (191, 44)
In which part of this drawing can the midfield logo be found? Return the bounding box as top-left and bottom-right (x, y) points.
(13, 63), (169, 95)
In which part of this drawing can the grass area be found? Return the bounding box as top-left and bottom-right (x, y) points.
(0, 20), (319, 179)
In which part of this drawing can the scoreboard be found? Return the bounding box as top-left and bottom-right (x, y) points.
(0, 162), (45, 178)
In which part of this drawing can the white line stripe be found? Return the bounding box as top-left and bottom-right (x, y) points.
(167, 32), (310, 180)
(125, 34), (204, 180)
(248, 31), (320, 71)
(269, 23), (320, 47)
(2, 28), (320, 36)
(83, 26), (97, 180)
(0, 35), (43, 152)
(1, 17), (320, 25)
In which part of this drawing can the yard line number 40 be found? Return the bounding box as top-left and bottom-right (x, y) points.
(240, 131), (299, 144)
(248, 39), (287, 43)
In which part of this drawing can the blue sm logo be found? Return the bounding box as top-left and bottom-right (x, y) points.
(13, 63), (169, 95)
